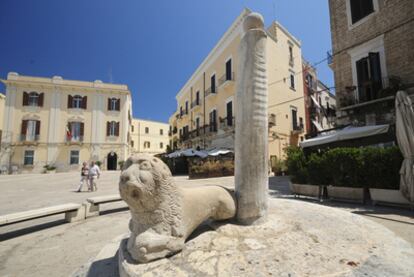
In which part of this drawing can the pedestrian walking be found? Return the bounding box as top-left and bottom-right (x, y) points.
(89, 161), (101, 191)
(77, 162), (90, 192)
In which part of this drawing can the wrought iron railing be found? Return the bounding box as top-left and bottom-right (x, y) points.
(219, 72), (235, 87)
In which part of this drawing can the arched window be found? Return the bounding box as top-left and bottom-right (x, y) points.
(108, 121), (117, 136)
(108, 98), (120, 111)
(144, 141), (150, 149)
(73, 95), (83, 109)
(23, 91), (44, 107)
(145, 127), (149, 134)
(160, 142), (163, 149)
(28, 92), (39, 106)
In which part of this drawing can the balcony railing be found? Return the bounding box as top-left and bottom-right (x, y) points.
(191, 99), (201, 109)
(292, 124), (304, 134)
(219, 117), (235, 130)
(20, 135), (40, 142)
(219, 72), (235, 87)
(67, 136), (84, 143)
(205, 86), (217, 97)
(339, 77), (400, 109)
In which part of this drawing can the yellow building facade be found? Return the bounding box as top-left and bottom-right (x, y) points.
(130, 118), (169, 155)
(169, 9), (306, 160)
(0, 73), (132, 173)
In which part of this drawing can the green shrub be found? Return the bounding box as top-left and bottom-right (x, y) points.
(286, 146), (403, 189)
(285, 146), (308, 184)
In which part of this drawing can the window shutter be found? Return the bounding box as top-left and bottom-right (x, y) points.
(108, 98), (111, 110)
(35, 121), (41, 135)
(23, 92), (29, 106)
(116, 99), (120, 111)
(38, 93), (44, 107)
(68, 95), (73, 108)
(80, 122), (84, 136)
(82, 96), (87, 109)
(106, 122), (110, 136)
(21, 120), (28, 135)
(116, 122), (120, 136)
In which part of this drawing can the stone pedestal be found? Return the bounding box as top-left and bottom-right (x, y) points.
(235, 12), (269, 225)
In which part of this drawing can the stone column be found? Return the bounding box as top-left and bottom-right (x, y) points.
(235, 12), (268, 225)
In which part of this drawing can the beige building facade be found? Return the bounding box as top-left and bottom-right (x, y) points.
(169, 9), (306, 160)
(130, 118), (169, 155)
(0, 93), (5, 146)
(0, 73), (132, 173)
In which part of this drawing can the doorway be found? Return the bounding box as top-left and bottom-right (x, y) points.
(107, 152), (118, 170)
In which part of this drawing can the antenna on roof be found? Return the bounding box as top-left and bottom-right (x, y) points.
(108, 67), (114, 83)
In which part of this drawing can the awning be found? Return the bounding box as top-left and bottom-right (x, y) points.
(167, 149), (208, 158)
(310, 95), (321, 108)
(300, 124), (390, 148)
(207, 148), (233, 156)
(166, 148), (233, 158)
(312, 120), (323, 131)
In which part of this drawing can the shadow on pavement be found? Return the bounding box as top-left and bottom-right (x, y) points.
(0, 219), (66, 241)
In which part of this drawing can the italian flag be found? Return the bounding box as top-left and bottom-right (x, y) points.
(66, 123), (72, 139)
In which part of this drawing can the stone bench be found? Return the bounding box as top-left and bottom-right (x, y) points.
(0, 203), (85, 227)
(84, 194), (124, 218)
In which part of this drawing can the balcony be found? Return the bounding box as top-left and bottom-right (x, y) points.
(219, 117), (235, 131)
(291, 124), (304, 135)
(20, 135), (40, 143)
(205, 86), (217, 98)
(66, 136), (84, 144)
(191, 99), (201, 110)
(218, 72), (235, 88)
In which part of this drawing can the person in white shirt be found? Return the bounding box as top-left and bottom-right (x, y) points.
(77, 162), (90, 192)
(89, 161), (101, 191)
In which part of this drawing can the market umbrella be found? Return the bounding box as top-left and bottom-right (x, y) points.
(395, 90), (414, 202)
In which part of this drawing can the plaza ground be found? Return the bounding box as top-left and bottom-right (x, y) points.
(0, 172), (413, 277)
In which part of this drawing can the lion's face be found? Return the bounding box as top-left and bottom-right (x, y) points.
(119, 154), (172, 211)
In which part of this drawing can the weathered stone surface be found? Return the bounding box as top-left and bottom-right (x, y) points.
(235, 12), (269, 225)
(119, 154), (236, 263)
(119, 198), (414, 277)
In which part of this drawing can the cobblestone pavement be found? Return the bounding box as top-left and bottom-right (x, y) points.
(0, 173), (412, 277)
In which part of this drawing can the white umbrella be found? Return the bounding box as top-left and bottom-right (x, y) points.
(395, 90), (414, 202)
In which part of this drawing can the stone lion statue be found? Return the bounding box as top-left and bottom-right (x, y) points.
(119, 154), (236, 263)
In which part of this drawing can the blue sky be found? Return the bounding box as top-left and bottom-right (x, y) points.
(0, 0), (333, 123)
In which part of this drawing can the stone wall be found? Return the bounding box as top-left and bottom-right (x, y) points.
(329, 0), (414, 123)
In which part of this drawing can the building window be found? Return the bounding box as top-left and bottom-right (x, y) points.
(131, 140), (134, 148)
(68, 95), (87, 109)
(196, 91), (200, 105)
(226, 59), (232, 81)
(356, 52), (382, 102)
(290, 73), (295, 90)
(70, 150), (80, 165)
(185, 101), (189, 114)
(21, 120), (40, 141)
(108, 98), (120, 111)
(349, 0), (374, 24)
(144, 141), (150, 149)
(289, 46), (294, 65)
(67, 122), (84, 141)
(160, 142), (163, 149)
(180, 106), (183, 117)
(24, 150), (34, 165)
(209, 109), (217, 132)
(23, 92), (44, 107)
(211, 74), (216, 93)
(306, 74), (313, 88)
(131, 125), (134, 132)
(226, 101), (233, 126)
(291, 108), (298, 130)
(107, 121), (119, 137)
(145, 127), (149, 134)
(160, 129), (163, 135)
